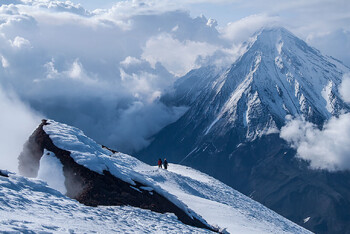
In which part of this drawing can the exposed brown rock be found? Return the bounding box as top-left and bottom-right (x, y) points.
(101, 145), (119, 154)
(18, 120), (216, 232)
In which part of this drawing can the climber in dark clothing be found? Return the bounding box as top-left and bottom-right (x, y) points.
(158, 158), (162, 168)
(163, 158), (168, 170)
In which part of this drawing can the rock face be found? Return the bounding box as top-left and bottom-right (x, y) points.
(0, 170), (9, 177)
(18, 120), (215, 232)
(137, 28), (350, 234)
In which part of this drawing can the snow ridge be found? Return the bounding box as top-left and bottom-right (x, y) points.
(39, 119), (310, 233)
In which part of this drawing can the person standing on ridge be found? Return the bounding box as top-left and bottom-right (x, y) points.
(158, 158), (162, 168)
(163, 158), (168, 170)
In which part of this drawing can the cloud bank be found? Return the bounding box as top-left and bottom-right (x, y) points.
(281, 74), (350, 172)
(0, 0), (238, 157)
(1, 0), (349, 169)
(281, 114), (350, 171)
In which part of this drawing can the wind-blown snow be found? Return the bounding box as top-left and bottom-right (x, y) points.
(41, 119), (310, 233)
(0, 174), (210, 233)
(37, 149), (66, 194)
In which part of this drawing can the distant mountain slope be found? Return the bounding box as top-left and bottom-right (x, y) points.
(8, 119), (310, 233)
(137, 27), (350, 233)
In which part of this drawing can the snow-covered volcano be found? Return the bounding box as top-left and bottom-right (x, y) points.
(0, 119), (310, 233)
(162, 27), (350, 141)
(137, 27), (350, 233)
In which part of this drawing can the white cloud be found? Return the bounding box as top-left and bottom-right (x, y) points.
(340, 73), (350, 103)
(120, 56), (143, 67)
(43, 59), (58, 79)
(142, 33), (218, 76)
(9, 36), (31, 48)
(108, 101), (188, 153)
(221, 14), (280, 43)
(68, 59), (82, 79)
(0, 86), (42, 172)
(0, 1), (209, 153)
(280, 114), (350, 171)
(0, 55), (9, 68)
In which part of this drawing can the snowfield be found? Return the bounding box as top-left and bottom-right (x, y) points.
(0, 173), (210, 233)
(0, 120), (311, 233)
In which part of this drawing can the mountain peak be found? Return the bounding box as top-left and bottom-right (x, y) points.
(249, 26), (312, 57)
(138, 26), (350, 234)
(257, 27), (297, 40)
(260, 26), (292, 35)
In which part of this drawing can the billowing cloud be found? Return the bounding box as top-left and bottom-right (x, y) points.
(221, 14), (280, 43)
(1, 0), (349, 162)
(0, 0), (230, 156)
(0, 86), (42, 172)
(280, 114), (350, 171)
(142, 33), (219, 76)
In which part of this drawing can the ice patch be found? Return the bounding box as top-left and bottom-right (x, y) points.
(205, 117), (220, 135)
(243, 110), (248, 127)
(140, 186), (153, 191)
(275, 56), (283, 69)
(276, 40), (284, 55)
(321, 81), (334, 114)
(303, 217), (310, 223)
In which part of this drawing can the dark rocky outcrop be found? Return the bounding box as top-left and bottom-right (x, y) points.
(18, 120), (216, 232)
(0, 170), (9, 177)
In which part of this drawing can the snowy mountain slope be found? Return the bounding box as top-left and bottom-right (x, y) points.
(161, 27), (350, 141)
(12, 119), (310, 233)
(133, 164), (311, 234)
(136, 27), (350, 234)
(0, 172), (212, 233)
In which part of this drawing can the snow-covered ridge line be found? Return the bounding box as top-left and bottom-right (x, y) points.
(41, 119), (310, 233)
(42, 119), (215, 231)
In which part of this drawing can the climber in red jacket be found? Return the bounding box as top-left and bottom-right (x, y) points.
(158, 158), (162, 168)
